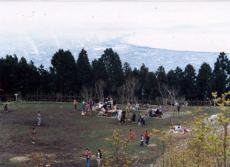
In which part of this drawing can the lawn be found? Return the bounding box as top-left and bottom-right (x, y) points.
(0, 102), (220, 167)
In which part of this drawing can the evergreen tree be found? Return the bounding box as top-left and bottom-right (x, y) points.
(51, 49), (76, 94)
(156, 66), (167, 86)
(38, 65), (53, 94)
(123, 62), (132, 79)
(92, 58), (108, 83)
(212, 52), (229, 95)
(137, 64), (149, 99)
(100, 48), (124, 95)
(182, 64), (197, 100)
(197, 63), (212, 100)
(76, 49), (92, 89)
(144, 72), (158, 100)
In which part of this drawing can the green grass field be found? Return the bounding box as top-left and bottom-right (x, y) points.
(0, 102), (220, 167)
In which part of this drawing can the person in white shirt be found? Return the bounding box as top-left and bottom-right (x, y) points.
(37, 111), (41, 126)
(96, 149), (102, 166)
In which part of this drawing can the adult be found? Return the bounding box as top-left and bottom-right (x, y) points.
(84, 148), (92, 167)
(117, 109), (122, 122)
(120, 110), (126, 124)
(131, 112), (136, 123)
(96, 149), (102, 167)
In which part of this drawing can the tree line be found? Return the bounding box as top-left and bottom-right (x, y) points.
(0, 48), (229, 101)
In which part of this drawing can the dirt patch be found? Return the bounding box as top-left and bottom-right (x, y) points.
(9, 156), (30, 163)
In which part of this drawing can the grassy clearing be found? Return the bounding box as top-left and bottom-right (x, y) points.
(0, 102), (220, 166)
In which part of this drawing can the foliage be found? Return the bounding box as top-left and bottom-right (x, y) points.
(154, 92), (230, 167)
(0, 49), (230, 102)
(102, 129), (132, 167)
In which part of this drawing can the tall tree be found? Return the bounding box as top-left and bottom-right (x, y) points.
(92, 58), (108, 82)
(123, 62), (132, 79)
(76, 49), (92, 89)
(156, 66), (167, 86)
(100, 48), (124, 95)
(182, 64), (197, 100)
(144, 72), (158, 100)
(51, 49), (76, 94)
(212, 52), (229, 95)
(197, 63), (212, 100)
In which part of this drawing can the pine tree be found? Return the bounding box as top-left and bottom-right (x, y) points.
(76, 48), (92, 89)
(197, 62), (212, 100)
(100, 48), (124, 95)
(51, 49), (76, 94)
(182, 64), (197, 100)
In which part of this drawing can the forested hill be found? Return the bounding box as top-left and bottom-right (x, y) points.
(0, 41), (220, 71)
(0, 48), (229, 101)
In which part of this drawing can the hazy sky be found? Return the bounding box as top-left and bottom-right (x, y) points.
(0, 1), (230, 52)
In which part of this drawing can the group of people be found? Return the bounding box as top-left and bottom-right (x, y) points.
(83, 129), (151, 167)
(149, 106), (163, 118)
(97, 97), (118, 116)
(169, 124), (190, 134)
(128, 129), (151, 146)
(73, 99), (93, 116)
(84, 148), (102, 167)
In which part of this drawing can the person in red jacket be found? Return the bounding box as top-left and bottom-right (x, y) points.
(144, 130), (150, 145)
(84, 148), (92, 167)
(128, 129), (136, 141)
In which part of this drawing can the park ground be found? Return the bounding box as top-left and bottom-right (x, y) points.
(0, 102), (221, 167)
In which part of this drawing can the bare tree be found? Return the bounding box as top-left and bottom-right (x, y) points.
(94, 80), (105, 102)
(117, 77), (138, 104)
(117, 85), (125, 104)
(80, 86), (92, 101)
(158, 85), (182, 125)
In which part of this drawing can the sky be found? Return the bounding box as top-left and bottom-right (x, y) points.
(0, 1), (230, 53)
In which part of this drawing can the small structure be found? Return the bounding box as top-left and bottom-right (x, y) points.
(14, 93), (19, 101)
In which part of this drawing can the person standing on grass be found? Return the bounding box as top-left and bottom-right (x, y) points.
(96, 149), (103, 167)
(131, 112), (136, 123)
(84, 148), (92, 167)
(31, 127), (36, 144)
(73, 99), (77, 112)
(144, 130), (150, 145)
(4, 103), (8, 112)
(120, 110), (126, 124)
(128, 129), (136, 141)
(37, 111), (41, 126)
(140, 135), (144, 146)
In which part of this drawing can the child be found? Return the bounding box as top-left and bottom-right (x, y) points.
(73, 99), (77, 112)
(144, 130), (150, 145)
(84, 148), (92, 167)
(140, 135), (144, 146)
(4, 104), (8, 112)
(37, 111), (41, 126)
(31, 127), (36, 144)
(128, 129), (136, 141)
(96, 149), (102, 167)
